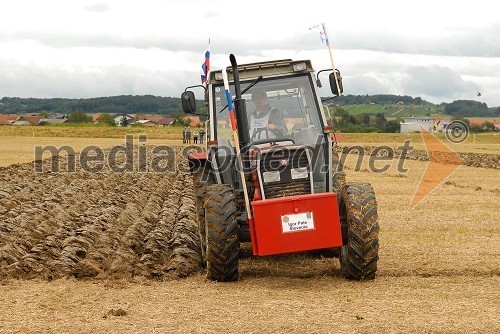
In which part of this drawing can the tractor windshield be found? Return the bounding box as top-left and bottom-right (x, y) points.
(213, 75), (325, 146)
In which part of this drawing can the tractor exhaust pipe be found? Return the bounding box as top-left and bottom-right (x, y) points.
(230, 54), (250, 147)
(223, 56), (253, 223)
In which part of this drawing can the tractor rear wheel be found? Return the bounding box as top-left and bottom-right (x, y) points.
(192, 164), (214, 264)
(339, 182), (379, 280)
(204, 184), (239, 281)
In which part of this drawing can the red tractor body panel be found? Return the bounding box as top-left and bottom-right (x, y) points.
(188, 152), (207, 161)
(250, 193), (342, 256)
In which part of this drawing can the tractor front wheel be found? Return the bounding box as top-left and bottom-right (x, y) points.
(339, 182), (379, 280)
(192, 164), (214, 264)
(203, 184), (239, 282)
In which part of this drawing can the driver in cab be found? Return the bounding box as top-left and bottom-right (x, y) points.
(249, 89), (287, 140)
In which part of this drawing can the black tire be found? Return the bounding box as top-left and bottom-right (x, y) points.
(204, 184), (239, 282)
(318, 149), (347, 258)
(339, 182), (379, 280)
(192, 164), (214, 264)
(332, 148), (346, 193)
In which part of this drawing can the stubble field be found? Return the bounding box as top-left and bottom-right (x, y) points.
(0, 129), (499, 333)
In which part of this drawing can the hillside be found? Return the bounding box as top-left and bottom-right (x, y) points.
(339, 103), (445, 118)
(0, 95), (184, 117)
(1, 94), (496, 118)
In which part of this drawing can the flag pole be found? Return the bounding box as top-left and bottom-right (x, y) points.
(222, 68), (252, 221)
(322, 23), (342, 96)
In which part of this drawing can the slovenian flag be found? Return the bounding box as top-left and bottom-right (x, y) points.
(309, 23), (329, 45)
(222, 68), (236, 131)
(201, 48), (210, 84)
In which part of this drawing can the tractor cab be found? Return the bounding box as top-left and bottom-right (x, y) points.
(212, 62), (333, 195)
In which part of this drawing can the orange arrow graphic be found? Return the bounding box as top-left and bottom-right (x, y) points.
(410, 127), (463, 208)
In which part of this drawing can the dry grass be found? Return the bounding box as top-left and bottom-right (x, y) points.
(0, 125), (184, 139)
(1, 127), (498, 168)
(0, 135), (499, 333)
(342, 132), (500, 154)
(0, 136), (181, 167)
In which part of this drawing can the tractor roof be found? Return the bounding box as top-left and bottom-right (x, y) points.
(209, 59), (314, 84)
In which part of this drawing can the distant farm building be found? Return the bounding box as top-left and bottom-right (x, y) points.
(183, 116), (204, 127)
(0, 114), (18, 125)
(134, 120), (158, 127)
(0, 116), (12, 126)
(13, 116), (44, 126)
(137, 115), (175, 127)
(157, 117), (174, 127)
(43, 118), (67, 124)
(400, 117), (434, 133)
(434, 120), (452, 132)
(92, 114), (102, 123)
(112, 114), (135, 126)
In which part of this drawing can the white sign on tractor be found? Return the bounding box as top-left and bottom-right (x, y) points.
(281, 212), (315, 233)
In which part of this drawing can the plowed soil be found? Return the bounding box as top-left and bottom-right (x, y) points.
(0, 147), (201, 280)
(0, 143), (499, 333)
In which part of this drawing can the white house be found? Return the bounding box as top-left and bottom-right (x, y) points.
(112, 114), (135, 126)
(435, 120), (452, 132)
(400, 117), (434, 133)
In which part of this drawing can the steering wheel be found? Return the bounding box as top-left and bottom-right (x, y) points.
(250, 127), (283, 141)
(250, 127), (295, 146)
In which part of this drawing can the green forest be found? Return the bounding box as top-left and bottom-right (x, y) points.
(1, 94), (498, 118)
(0, 95), (183, 116)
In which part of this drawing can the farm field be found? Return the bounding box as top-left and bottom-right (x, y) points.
(0, 128), (499, 333)
(1, 125), (499, 163)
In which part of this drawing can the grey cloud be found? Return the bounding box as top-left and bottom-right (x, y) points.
(401, 65), (478, 98)
(5, 23), (499, 59)
(0, 58), (193, 99)
(1, 54), (498, 107)
(343, 75), (391, 95)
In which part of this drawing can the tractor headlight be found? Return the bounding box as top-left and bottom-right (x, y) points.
(293, 62), (307, 72)
(263, 171), (280, 183)
(291, 167), (308, 180)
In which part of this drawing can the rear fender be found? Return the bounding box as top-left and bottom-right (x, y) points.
(188, 152), (207, 173)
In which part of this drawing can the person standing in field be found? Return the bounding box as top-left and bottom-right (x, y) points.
(182, 127), (187, 144)
(186, 128), (192, 144)
(199, 129), (205, 144)
(193, 130), (199, 144)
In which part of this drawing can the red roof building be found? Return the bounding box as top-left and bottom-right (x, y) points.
(183, 116), (204, 127)
(0, 116), (12, 125)
(13, 116), (44, 126)
(92, 114), (102, 123)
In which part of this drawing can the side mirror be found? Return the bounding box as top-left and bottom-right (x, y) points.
(181, 91), (196, 113)
(329, 69), (343, 96)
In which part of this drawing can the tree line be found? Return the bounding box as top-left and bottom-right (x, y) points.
(1, 94), (498, 118)
(444, 100), (500, 117)
(331, 95), (499, 117)
(329, 108), (400, 133)
(332, 94), (426, 106)
(0, 95), (184, 116)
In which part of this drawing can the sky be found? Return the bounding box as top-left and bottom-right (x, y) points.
(1, 0), (499, 107)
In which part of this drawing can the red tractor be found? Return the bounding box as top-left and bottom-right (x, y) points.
(182, 55), (379, 281)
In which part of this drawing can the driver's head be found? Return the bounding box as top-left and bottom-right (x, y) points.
(252, 89), (267, 110)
